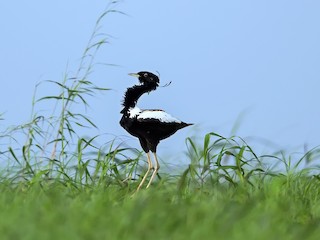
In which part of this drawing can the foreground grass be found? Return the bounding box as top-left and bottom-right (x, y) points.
(1, 175), (320, 240)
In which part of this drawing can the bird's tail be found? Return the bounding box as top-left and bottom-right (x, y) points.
(180, 122), (193, 129)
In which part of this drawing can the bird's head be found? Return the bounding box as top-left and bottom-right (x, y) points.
(128, 71), (160, 87)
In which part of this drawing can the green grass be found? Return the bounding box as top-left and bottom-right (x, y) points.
(1, 1), (320, 239)
(1, 176), (320, 240)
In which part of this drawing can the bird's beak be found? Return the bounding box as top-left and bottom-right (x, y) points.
(128, 73), (140, 78)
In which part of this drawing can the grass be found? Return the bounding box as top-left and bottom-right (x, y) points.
(1, 1), (320, 239)
(1, 176), (320, 240)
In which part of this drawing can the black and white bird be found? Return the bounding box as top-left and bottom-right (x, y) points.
(120, 71), (192, 190)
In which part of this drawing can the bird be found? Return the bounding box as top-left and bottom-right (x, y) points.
(120, 71), (193, 191)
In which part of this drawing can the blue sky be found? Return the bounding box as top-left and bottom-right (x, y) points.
(1, 0), (319, 159)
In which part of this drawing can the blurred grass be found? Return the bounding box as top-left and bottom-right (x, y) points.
(1, 176), (320, 240)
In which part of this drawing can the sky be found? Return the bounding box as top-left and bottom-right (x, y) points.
(1, 0), (320, 162)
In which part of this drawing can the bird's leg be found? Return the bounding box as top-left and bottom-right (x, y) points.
(146, 152), (160, 188)
(136, 152), (152, 191)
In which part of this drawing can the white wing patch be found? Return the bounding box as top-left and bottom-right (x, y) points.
(128, 107), (182, 123)
(138, 109), (182, 123)
(128, 106), (141, 118)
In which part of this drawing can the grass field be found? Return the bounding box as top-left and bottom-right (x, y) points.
(0, 174), (320, 240)
(1, 2), (320, 239)
(1, 128), (320, 240)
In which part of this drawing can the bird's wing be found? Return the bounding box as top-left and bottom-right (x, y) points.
(137, 109), (182, 123)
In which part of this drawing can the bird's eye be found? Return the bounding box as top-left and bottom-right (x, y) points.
(143, 73), (148, 77)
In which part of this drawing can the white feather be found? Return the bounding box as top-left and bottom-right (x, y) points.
(139, 110), (181, 123)
(128, 106), (141, 118)
(128, 107), (181, 123)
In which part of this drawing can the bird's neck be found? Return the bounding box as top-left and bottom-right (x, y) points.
(121, 84), (157, 114)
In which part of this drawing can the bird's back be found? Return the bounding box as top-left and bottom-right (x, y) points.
(121, 107), (192, 142)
